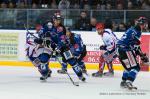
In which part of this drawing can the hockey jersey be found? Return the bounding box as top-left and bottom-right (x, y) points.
(101, 29), (118, 52)
(68, 33), (84, 56)
(117, 27), (141, 51)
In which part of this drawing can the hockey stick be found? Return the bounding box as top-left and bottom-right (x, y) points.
(24, 24), (38, 39)
(55, 56), (79, 86)
(65, 71), (79, 86)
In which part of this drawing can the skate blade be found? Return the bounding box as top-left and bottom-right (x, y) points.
(40, 79), (47, 83)
(128, 87), (138, 90)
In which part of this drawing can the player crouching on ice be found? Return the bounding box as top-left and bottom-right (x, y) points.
(26, 24), (52, 81)
(92, 23), (118, 77)
(117, 17), (149, 90)
(57, 27), (87, 75)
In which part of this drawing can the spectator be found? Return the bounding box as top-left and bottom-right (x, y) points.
(0, 2), (7, 8)
(117, 3), (123, 10)
(96, 4), (101, 9)
(8, 2), (14, 8)
(112, 21), (118, 31)
(88, 17), (97, 31)
(16, 0), (32, 8)
(100, 4), (106, 10)
(32, 3), (37, 9)
(116, 22), (127, 31)
(80, 0), (90, 9)
(106, 3), (112, 10)
(84, 4), (90, 10)
(128, 1), (133, 9)
(75, 11), (90, 31)
(105, 18), (113, 29)
(69, 0), (79, 8)
(141, 1), (150, 10)
(142, 20), (150, 32)
(17, 1), (26, 8)
(73, 3), (80, 9)
(51, 0), (57, 9)
(58, 0), (70, 9)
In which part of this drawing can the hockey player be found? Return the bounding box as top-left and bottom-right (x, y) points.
(92, 23), (118, 77)
(117, 17), (148, 90)
(40, 14), (86, 81)
(26, 24), (52, 81)
(57, 27), (87, 74)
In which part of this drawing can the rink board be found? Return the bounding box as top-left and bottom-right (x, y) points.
(0, 30), (150, 71)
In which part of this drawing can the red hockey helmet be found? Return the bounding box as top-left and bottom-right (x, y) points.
(96, 23), (105, 30)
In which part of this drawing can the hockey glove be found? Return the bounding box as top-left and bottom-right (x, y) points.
(100, 45), (107, 50)
(34, 38), (43, 44)
(141, 53), (149, 63)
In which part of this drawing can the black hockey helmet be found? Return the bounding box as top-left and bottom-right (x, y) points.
(135, 17), (147, 25)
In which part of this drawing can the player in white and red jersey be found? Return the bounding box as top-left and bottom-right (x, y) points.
(92, 22), (118, 77)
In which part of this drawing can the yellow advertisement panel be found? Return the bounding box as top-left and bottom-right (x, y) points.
(0, 32), (18, 60)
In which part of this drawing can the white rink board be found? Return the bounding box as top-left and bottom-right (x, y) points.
(0, 30), (150, 61)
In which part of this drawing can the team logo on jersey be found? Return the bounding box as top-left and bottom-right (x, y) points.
(57, 27), (63, 32)
(60, 35), (66, 40)
(74, 44), (79, 49)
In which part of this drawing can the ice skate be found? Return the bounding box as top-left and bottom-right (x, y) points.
(92, 71), (103, 77)
(103, 71), (114, 76)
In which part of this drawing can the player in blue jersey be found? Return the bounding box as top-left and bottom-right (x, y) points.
(57, 27), (87, 74)
(37, 14), (86, 81)
(117, 17), (149, 90)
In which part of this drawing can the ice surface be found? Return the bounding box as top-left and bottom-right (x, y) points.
(0, 66), (150, 99)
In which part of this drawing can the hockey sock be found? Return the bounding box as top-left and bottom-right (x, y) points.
(106, 62), (114, 72)
(98, 56), (105, 73)
(72, 63), (83, 78)
(78, 61), (86, 70)
(122, 70), (129, 81)
(127, 69), (139, 82)
(61, 62), (67, 70)
(38, 63), (49, 76)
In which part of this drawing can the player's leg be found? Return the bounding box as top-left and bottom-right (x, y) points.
(78, 46), (87, 74)
(56, 56), (68, 74)
(104, 62), (114, 76)
(78, 60), (87, 74)
(68, 58), (86, 81)
(38, 53), (51, 80)
(125, 51), (140, 89)
(61, 50), (86, 81)
(92, 55), (105, 77)
(118, 49), (140, 89)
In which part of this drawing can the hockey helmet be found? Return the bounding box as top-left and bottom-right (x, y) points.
(135, 17), (147, 25)
(96, 23), (105, 30)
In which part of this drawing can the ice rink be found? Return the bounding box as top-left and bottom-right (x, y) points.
(0, 66), (150, 99)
